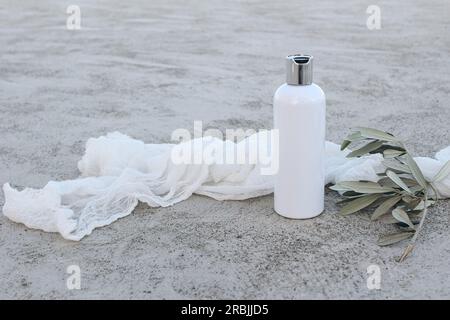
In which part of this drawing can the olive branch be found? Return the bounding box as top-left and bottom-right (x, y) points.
(330, 127), (450, 262)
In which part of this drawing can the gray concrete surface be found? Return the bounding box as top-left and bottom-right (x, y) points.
(1, 0), (449, 299)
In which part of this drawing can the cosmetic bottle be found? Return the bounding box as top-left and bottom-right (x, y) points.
(273, 54), (326, 219)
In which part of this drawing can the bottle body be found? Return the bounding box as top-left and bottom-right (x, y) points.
(273, 83), (326, 219)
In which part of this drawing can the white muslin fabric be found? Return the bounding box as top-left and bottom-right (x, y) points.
(2, 131), (450, 241)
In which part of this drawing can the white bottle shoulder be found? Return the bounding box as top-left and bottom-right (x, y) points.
(274, 83), (325, 105)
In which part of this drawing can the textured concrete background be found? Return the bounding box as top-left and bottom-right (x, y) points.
(0, 0), (449, 299)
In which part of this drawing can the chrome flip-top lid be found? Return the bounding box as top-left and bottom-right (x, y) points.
(286, 54), (313, 85)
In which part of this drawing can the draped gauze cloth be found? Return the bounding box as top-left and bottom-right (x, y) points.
(3, 131), (450, 241)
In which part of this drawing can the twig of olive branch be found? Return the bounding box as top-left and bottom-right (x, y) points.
(332, 127), (444, 262)
(397, 190), (428, 262)
(398, 178), (442, 262)
(395, 142), (426, 262)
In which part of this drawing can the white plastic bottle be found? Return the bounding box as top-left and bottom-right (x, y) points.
(273, 54), (326, 219)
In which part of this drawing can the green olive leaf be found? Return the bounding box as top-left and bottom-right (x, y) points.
(386, 170), (412, 194)
(346, 140), (384, 158)
(382, 160), (411, 174)
(371, 144), (405, 153)
(329, 184), (351, 192)
(401, 178), (419, 187)
(340, 140), (352, 151)
(341, 191), (366, 198)
(408, 185), (425, 194)
(413, 199), (435, 210)
(403, 198), (422, 210)
(354, 127), (397, 142)
(371, 195), (402, 220)
(339, 194), (381, 216)
(383, 149), (405, 158)
(377, 232), (414, 246)
(391, 208), (415, 229)
(379, 214), (400, 224)
(335, 181), (395, 194)
(377, 177), (397, 188)
(345, 132), (363, 141)
(405, 154), (427, 189)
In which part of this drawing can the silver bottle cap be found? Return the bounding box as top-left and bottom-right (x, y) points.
(286, 54), (313, 85)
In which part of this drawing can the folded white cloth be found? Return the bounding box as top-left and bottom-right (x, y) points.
(3, 131), (450, 241)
